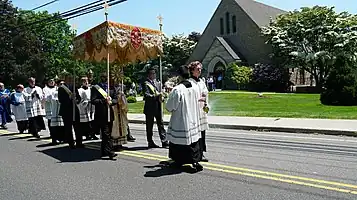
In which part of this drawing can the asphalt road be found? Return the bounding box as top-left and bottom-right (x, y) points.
(0, 121), (357, 200)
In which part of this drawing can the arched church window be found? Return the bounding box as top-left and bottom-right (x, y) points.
(226, 12), (230, 34)
(220, 18), (224, 35)
(232, 15), (237, 33)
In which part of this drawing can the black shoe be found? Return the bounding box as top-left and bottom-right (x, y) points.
(201, 155), (209, 162)
(148, 143), (159, 148)
(1, 124), (7, 129)
(162, 142), (169, 149)
(109, 153), (118, 160)
(192, 163), (203, 172)
(127, 134), (136, 142)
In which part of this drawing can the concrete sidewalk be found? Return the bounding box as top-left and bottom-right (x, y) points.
(128, 114), (357, 136)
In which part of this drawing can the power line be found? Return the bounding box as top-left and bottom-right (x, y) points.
(21, 0), (113, 29)
(31, 0), (59, 11)
(33, 0), (128, 32)
(16, 0), (127, 34)
(4, 0), (126, 32)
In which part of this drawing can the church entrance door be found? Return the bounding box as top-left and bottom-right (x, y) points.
(213, 62), (225, 89)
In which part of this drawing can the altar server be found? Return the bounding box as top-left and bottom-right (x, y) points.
(166, 65), (203, 172)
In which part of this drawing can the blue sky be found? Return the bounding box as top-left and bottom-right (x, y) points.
(11, 0), (357, 36)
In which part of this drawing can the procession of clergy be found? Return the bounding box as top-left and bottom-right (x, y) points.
(1, 61), (209, 172)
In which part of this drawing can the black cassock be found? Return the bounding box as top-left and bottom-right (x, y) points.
(91, 86), (118, 157)
(58, 84), (82, 148)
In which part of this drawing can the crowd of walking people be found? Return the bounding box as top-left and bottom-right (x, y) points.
(0, 61), (210, 172)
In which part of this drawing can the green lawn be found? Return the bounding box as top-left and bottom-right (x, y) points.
(128, 92), (357, 119)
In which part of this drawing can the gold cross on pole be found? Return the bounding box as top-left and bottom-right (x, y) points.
(103, 0), (109, 14)
(157, 14), (163, 25)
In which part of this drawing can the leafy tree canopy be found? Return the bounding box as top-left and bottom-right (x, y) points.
(262, 6), (357, 90)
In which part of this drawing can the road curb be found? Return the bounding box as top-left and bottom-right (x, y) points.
(129, 119), (357, 137)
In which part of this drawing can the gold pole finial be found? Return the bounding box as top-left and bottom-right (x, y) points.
(157, 14), (163, 24)
(157, 14), (163, 32)
(103, 0), (109, 14)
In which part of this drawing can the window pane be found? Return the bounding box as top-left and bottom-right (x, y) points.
(226, 12), (230, 34)
(220, 18), (224, 34)
(232, 15), (237, 33)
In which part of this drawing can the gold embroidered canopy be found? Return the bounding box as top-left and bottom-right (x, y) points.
(73, 21), (163, 64)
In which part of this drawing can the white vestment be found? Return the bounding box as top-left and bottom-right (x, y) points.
(43, 86), (57, 119)
(50, 89), (64, 127)
(24, 86), (45, 118)
(77, 87), (91, 122)
(189, 78), (209, 131)
(166, 83), (201, 145)
(10, 92), (28, 121)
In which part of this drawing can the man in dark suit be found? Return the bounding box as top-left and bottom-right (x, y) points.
(143, 67), (169, 148)
(57, 78), (82, 149)
(91, 82), (118, 160)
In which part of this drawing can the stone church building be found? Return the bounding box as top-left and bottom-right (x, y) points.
(188, 0), (313, 89)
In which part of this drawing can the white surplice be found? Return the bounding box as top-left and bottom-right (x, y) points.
(50, 89), (64, 127)
(77, 87), (91, 123)
(189, 78), (209, 131)
(10, 92), (28, 121)
(43, 86), (57, 119)
(24, 86), (45, 118)
(165, 82), (201, 145)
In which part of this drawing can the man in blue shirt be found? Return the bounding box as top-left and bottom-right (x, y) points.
(0, 82), (12, 129)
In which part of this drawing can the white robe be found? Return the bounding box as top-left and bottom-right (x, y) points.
(43, 86), (57, 119)
(77, 87), (91, 123)
(50, 89), (64, 127)
(165, 83), (201, 145)
(189, 78), (209, 131)
(10, 92), (28, 121)
(24, 86), (45, 118)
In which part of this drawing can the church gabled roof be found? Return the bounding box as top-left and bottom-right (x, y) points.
(188, 0), (286, 64)
(234, 0), (286, 27)
(216, 37), (241, 60)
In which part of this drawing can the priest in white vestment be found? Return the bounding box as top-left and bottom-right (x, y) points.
(78, 77), (98, 140)
(188, 61), (210, 162)
(49, 80), (65, 144)
(10, 84), (28, 134)
(165, 65), (203, 172)
(43, 79), (57, 143)
(24, 77), (46, 138)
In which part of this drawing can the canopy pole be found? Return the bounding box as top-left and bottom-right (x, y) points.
(104, 1), (110, 122)
(72, 24), (77, 122)
(158, 14), (164, 117)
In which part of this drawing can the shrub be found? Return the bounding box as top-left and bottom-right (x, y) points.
(320, 56), (357, 106)
(251, 63), (290, 92)
(224, 63), (252, 90)
(127, 96), (137, 103)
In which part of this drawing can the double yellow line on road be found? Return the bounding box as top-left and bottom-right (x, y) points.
(116, 150), (357, 195)
(1, 130), (357, 195)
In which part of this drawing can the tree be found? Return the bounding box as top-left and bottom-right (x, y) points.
(224, 63), (252, 90)
(136, 34), (196, 82)
(320, 56), (357, 106)
(0, 0), (19, 86)
(188, 31), (201, 43)
(262, 6), (357, 91)
(251, 63), (290, 92)
(16, 10), (77, 83)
